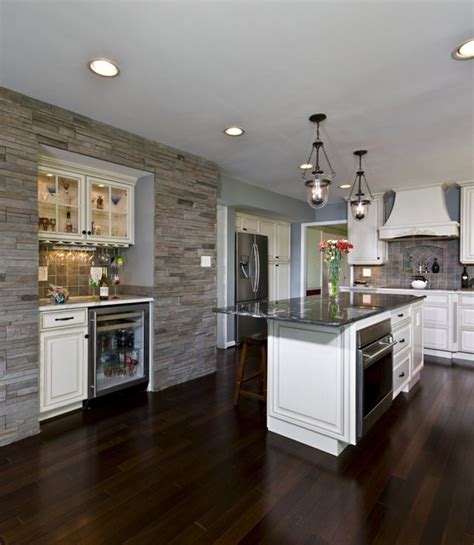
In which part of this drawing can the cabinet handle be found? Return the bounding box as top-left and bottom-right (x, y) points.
(84, 334), (89, 339)
(82, 230), (86, 235)
(275, 264), (279, 267)
(399, 338), (405, 343)
(399, 372), (405, 378)
(54, 317), (74, 321)
(397, 313), (404, 318)
(275, 256), (279, 259)
(243, 228), (247, 231)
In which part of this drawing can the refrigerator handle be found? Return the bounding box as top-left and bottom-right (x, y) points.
(252, 243), (258, 293)
(249, 243), (255, 292)
(255, 243), (260, 293)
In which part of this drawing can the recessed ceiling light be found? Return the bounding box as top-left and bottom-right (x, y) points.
(452, 39), (474, 60)
(224, 126), (245, 137)
(88, 58), (120, 77)
(46, 173), (53, 178)
(98, 184), (105, 188)
(339, 184), (351, 189)
(299, 163), (313, 170)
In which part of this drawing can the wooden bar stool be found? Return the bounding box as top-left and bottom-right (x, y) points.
(234, 332), (267, 406)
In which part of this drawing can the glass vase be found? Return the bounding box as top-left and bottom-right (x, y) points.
(326, 260), (341, 299)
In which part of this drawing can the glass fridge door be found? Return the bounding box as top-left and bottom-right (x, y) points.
(93, 306), (148, 396)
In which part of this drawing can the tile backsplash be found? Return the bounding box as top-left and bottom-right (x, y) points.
(354, 239), (474, 290)
(39, 247), (127, 299)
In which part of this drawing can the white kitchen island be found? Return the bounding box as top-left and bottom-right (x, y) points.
(217, 292), (424, 456)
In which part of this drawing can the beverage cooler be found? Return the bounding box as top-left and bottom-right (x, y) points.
(88, 303), (150, 398)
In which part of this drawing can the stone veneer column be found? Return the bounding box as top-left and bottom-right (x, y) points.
(0, 87), (218, 446)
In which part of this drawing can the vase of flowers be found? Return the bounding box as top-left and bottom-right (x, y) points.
(319, 239), (353, 299)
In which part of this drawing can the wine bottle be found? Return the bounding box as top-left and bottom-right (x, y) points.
(431, 258), (440, 274)
(461, 267), (469, 289)
(99, 267), (109, 300)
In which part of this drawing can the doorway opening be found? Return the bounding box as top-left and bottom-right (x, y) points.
(300, 221), (349, 297)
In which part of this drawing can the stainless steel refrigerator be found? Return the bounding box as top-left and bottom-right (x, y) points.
(235, 232), (268, 342)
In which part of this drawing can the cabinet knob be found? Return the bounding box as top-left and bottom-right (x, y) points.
(84, 334), (89, 339)
(82, 230), (86, 235)
(275, 264), (279, 267)
(87, 230), (92, 235)
(242, 228), (247, 231)
(397, 313), (404, 318)
(399, 372), (405, 378)
(275, 256), (279, 259)
(399, 338), (405, 343)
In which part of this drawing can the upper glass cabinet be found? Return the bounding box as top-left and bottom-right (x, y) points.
(38, 169), (84, 242)
(88, 178), (131, 243)
(37, 159), (136, 246)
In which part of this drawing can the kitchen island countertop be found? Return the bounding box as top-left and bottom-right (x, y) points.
(215, 292), (424, 328)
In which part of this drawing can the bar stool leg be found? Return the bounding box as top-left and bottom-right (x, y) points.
(234, 342), (248, 406)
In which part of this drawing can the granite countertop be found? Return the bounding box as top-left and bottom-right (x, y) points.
(214, 292), (425, 328)
(39, 295), (154, 311)
(344, 286), (474, 294)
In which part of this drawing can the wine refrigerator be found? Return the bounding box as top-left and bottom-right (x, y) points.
(88, 303), (150, 398)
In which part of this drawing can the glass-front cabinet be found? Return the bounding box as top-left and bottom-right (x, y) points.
(38, 169), (84, 242)
(37, 158), (136, 246)
(88, 178), (132, 244)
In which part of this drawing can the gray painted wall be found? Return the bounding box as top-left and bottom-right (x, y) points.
(121, 174), (155, 287)
(218, 173), (314, 223)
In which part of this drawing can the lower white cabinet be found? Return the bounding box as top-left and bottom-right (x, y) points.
(40, 324), (88, 419)
(412, 303), (424, 375)
(270, 262), (290, 301)
(458, 293), (474, 354)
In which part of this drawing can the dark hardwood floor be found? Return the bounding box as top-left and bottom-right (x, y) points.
(0, 349), (473, 545)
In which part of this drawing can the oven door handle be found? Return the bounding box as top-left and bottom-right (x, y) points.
(363, 340), (397, 369)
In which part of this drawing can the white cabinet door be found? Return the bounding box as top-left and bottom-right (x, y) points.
(460, 184), (474, 264)
(275, 262), (290, 300)
(348, 196), (386, 265)
(40, 326), (88, 414)
(412, 303), (424, 375)
(241, 215), (259, 233)
(259, 220), (276, 259)
(275, 223), (291, 261)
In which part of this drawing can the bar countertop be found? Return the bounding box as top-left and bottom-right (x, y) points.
(215, 292), (425, 328)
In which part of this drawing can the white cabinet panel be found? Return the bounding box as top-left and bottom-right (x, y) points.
(240, 215), (259, 233)
(270, 262), (290, 301)
(348, 196), (386, 265)
(275, 223), (291, 261)
(459, 330), (474, 353)
(424, 305), (450, 327)
(460, 183), (474, 264)
(459, 306), (474, 328)
(393, 322), (411, 355)
(259, 220), (276, 258)
(412, 304), (424, 375)
(424, 326), (450, 351)
(271, 324), (345, 438)
(393, 352), (411, 397)
(40, 326), (88, 414)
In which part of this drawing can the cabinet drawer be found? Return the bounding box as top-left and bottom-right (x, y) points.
(424, 294), (450, 305)
(459, 294), (474, 306)
(391, 306), (411, 327)
(393, 322), (411, 354)
(41, 309), (88, 330)
(393, 353), (410, 395)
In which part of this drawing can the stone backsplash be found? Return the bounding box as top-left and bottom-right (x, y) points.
(354, 239), (474, 290)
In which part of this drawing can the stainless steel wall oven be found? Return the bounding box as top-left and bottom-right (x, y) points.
(356, 319), (396, 440)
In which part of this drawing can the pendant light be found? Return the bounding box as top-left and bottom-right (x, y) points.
(349, 150), (374, 221)
(300, 114), (336, 209)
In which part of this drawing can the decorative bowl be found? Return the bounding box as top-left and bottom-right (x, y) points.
(411, 280), (428, 289)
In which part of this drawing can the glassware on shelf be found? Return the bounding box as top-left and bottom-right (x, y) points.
(49, 218), (56, 232)
(47, 186), (56, 200)
(111, 195), (121, 206)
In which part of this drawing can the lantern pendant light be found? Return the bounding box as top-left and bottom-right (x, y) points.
(349, 150), (374, 221)
(301, 114), (336, 209)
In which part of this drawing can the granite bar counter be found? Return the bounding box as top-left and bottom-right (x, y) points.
(216, 293), (425, 456)
(215, 292), (424, 327)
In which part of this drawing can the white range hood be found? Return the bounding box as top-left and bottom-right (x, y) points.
(379, 184), (459, 240)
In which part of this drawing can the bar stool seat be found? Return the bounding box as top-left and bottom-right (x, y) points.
(234, 332), (267, 406)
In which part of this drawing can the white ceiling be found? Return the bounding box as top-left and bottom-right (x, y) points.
(1, 1), (473, 203)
